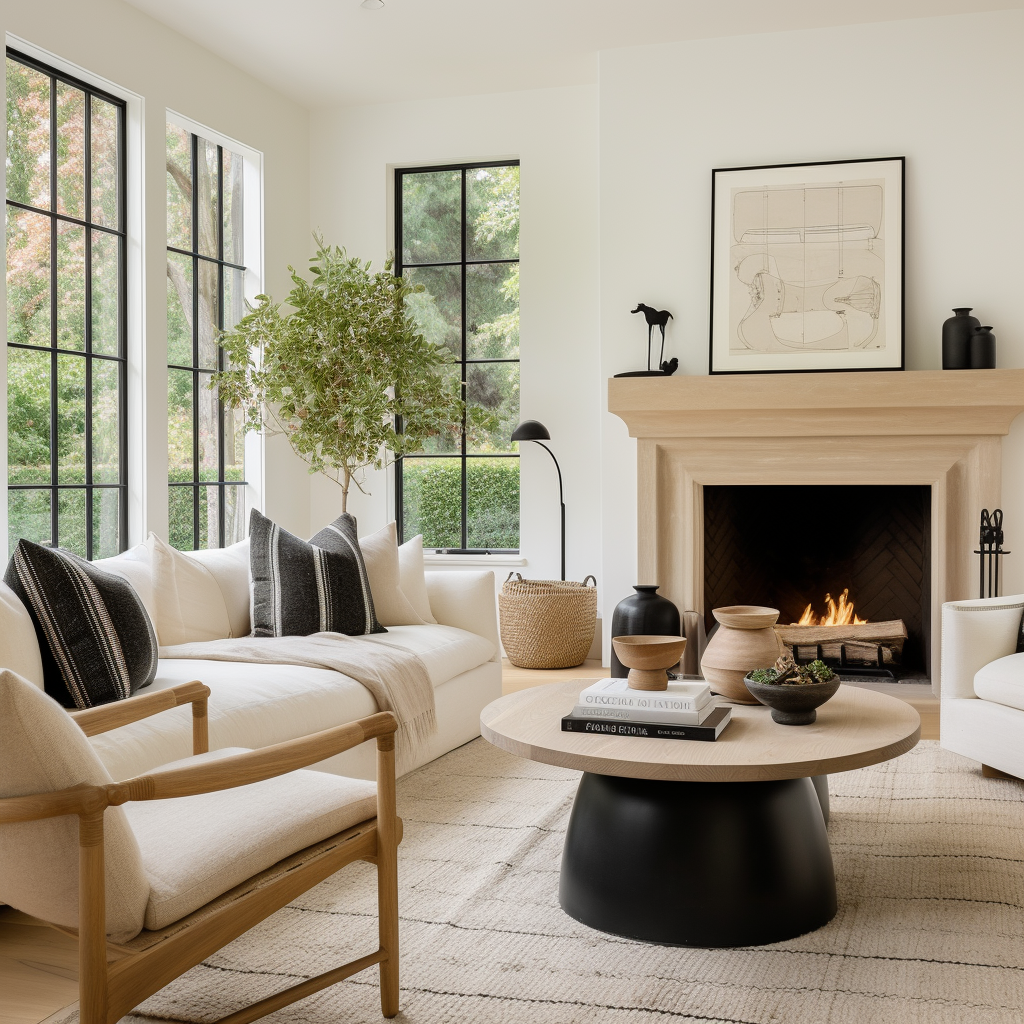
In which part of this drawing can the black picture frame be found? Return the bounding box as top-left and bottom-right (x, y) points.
(709, 156), (905, 375)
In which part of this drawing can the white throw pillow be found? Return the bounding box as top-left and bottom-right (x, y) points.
(0, 582), (45, 688)
(359, 522), (424, 627)
(186, 538), (251, 638)
(146, 533), (233, 646)
(0, 669), (150, 942)
(399, 535), (437, 624)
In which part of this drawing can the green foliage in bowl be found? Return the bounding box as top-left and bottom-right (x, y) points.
(748, 656), (837, 686)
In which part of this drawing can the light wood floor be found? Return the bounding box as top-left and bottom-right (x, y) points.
(0, 661), (942, 1024)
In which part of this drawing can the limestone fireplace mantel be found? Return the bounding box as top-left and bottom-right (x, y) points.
(608, 369), (1024, 689)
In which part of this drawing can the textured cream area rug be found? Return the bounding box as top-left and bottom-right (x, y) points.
(52, 738), (1024, 1024)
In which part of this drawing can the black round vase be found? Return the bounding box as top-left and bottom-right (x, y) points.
(609, 585), (681, 678)
(942, 308), (980, 369)
(970, 326), (996, 369)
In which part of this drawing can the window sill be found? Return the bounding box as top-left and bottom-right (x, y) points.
(423, 553), (528, 568)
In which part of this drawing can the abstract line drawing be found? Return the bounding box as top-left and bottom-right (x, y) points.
(730, 181), (884, 353)
(710, 157), (904, 374)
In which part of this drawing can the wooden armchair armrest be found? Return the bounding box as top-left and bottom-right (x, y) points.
(70, 681), (211, 754)
(111, 711), (398, 804)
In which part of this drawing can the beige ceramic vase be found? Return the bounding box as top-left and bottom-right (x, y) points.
(700, 605), (782, 704)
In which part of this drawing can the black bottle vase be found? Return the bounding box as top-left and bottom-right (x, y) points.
(609, 585), (681, 678)
(942, 308), (980, 369)
(971, 326), (996, 369)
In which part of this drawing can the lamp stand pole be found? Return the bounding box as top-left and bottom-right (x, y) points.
(535, 441), (565, 581)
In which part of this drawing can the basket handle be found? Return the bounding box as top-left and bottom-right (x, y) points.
(505, 571), (524, 584)
(583, 575), (597, 588)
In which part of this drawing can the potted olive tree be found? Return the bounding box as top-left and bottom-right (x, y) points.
(213, 237), (463, 513)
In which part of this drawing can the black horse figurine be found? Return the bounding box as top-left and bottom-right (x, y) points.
(631, 303), (674, 372)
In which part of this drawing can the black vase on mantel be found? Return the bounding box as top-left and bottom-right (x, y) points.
(942, 308), (981, 369)
(609, 585), (681, 678)
(971, 326), (996, 369)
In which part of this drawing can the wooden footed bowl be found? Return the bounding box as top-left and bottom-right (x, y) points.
(612, 635), (687, 691)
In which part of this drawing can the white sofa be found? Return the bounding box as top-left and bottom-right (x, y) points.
(1, 539), (502, 783)
(940, 593), (1024, 780)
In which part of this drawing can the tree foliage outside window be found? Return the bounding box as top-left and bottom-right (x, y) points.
(165, 123), (247, 550)
(5, 51), (126, 559)
(396, 162), (520, 552)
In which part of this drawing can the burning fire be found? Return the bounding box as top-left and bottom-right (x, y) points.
(794, 588), (868, 627)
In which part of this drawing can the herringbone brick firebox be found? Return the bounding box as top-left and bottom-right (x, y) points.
(703, 485), (931, 675)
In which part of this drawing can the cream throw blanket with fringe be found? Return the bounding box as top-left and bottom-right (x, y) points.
(159, 634), (436, 774)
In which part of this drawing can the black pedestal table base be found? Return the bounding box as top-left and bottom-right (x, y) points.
(559, 771), (836, 947)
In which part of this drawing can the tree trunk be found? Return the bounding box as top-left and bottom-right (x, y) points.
(341, 467), (350, 514)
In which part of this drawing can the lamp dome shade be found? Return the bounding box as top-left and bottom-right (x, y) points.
(511, 419), (551, 442)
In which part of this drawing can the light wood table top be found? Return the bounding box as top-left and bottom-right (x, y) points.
(481, 681), (921, 783)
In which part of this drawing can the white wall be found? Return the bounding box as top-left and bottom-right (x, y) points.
(308, 85), (602, 587)
(0, 0), (312, 547)
(599, 9), (1024, 651)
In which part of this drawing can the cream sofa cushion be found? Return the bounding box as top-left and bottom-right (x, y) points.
(90, 660), (379, 780)
(399, 535), (437, 624)
(125, 746), (376, 930)
(361, 624), (495, 686)
(147, 533), (233, 645)
(0, 670), (150, 942)
(0, 582), (44, 688)
(88, 625), (495, 781)
(360, 522), (424, 626)
(186, 538), (251, 638)
(974, 652), (1024, 713)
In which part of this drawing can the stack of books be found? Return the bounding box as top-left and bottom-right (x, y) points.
(561, 677), (732, 741)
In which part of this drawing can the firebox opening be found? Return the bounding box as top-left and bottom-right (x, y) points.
(703, 485), (931, 679)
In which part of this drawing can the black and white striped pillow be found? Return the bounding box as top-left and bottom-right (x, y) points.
(3, 540), (158, 709)
(249, 510), (384, 638)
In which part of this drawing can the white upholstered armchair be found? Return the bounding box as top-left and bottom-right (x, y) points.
(0, 670), (401, 1023)
(940, 594), (1024, 781)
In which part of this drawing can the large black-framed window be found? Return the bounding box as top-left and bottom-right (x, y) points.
(165, 123), (247, 550)
(5, 49), (128, 560)
(395, 161), (520, 553)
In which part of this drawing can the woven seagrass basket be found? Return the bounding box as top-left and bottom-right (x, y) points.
(499, 573), (598, 669)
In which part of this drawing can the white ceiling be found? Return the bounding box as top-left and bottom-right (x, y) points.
(124, 0), (1020, 108)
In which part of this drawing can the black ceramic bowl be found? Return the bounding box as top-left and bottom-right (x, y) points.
(743, 674), (841, 725)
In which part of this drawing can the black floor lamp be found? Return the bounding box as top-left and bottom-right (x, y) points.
(511, 419), (565, 581)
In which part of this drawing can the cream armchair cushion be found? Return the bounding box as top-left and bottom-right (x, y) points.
(941, 595), (1024, 698)
(973, 652), (1024, 713)
(0, 582), (45, 688)
(127, 747), (376, 930)
(0, 669), (150, 942)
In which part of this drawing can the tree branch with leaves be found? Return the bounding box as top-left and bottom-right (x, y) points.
(213, 237), (464, 513)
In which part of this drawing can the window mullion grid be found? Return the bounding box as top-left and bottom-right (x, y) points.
(84, 91), (94, 559)
(217, 145), (225, 549)
(48, 73), (59, 548)
(394, 172), (405, 544)
(117, 98), (128, 551)
(460, 168), (468, 552)
(191, 133), (200, 549)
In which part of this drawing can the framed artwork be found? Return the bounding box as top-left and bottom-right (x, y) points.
(710, 157), (904, 374)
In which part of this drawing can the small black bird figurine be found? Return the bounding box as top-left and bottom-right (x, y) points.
(631, 303), (674, 372)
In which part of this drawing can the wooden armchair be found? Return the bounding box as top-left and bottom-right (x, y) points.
(0, 673), (401, 1024)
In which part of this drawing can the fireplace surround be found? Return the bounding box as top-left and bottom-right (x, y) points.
(609, 369), (1024, 693)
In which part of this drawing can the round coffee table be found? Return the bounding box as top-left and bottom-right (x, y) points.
(481, 681), (919, 947)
